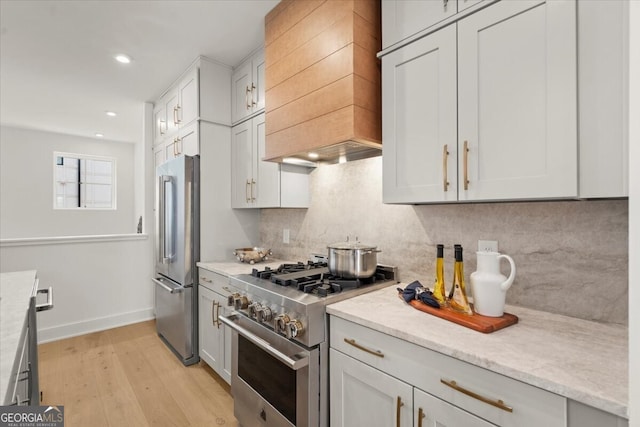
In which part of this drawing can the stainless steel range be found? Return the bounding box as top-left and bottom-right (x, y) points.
(219, 261), (398, 427)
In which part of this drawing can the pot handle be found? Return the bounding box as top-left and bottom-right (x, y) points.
(363, 249), (382, 254)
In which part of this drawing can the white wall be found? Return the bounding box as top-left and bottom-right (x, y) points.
(0, 124), (155, 342)
(0, 236), (154, 342)
(0, 126), (136, 238)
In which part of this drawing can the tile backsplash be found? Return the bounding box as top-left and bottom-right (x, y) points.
(260, 157), (628, 325)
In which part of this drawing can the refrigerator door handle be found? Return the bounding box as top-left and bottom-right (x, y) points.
(158, 175), (173, 264)
(153, 277), (185, 294)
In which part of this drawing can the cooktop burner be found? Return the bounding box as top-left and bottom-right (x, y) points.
(251, 262), (391, 297)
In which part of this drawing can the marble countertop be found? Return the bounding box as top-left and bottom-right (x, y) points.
(197, 259), (294, 277)
(326, 284), (628, 419)
(1, 270), (38, 403)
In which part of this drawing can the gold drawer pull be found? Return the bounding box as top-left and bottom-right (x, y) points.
(443, 144), (450, 192)
(418, 407), (425, 427)
(463, 140), (470, 190)
(343, 338), (384, 358)
(396, 396), (404, 427)
(440, 379), (513, 413)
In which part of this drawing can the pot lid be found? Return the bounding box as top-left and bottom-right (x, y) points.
(327, 238), (376, 250)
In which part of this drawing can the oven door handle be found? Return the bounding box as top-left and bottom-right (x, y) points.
(219, 314), (310, 371)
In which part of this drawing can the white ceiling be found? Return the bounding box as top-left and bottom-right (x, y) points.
(0, 0), (279, 144)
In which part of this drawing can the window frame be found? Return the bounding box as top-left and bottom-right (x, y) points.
(52, 151), (117, 210)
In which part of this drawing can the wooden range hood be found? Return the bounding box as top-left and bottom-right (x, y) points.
(264, 0), (381, 163)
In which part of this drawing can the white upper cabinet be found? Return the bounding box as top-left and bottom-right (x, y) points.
(382, 0), (628, 203)
(383, 0), (582, 204)
(153, 58), (232, 166)
(231, 114), (280, 208)
(382, 24), (458, 203)
(232, 48), (265, 125)
(457, 0), (577, 201)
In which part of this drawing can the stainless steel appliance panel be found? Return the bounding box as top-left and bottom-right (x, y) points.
(221, 314), (319, 427)
(154, 277), (193, 360)
(154, 155), (199, 366)
(155, 155), (199, 287)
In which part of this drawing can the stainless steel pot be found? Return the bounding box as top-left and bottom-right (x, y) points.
(327, 239), (380, 279)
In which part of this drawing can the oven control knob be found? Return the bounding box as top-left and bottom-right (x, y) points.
(227, 293), (240, 307)
(257, 306), (273, 323)
(286, 319), (304, 339)
(233, 295), (250, 310)
(274, 314), (290, 335)
(248, 302), (262, 319)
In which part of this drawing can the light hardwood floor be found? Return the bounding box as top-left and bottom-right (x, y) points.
(38, 320), (239, 427)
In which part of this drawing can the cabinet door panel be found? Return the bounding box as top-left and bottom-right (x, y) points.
(254, 114), (280, 207)
(198, 285), (220, 371)
(231, 61), (252, 124)
(415, 388), (496, 427)
(179, 123), (199, 157)
(253, 50), (266, 112)
(231, 121), (254, 208)
(458, 0), (577, 200)
(179, 69), (199, 126)
(330, 349), (413, 427)
(164, 89), (180, 137)
(383, 24), (457, 203)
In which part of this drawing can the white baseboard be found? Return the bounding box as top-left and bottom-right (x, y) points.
(37, 308), (155, 343)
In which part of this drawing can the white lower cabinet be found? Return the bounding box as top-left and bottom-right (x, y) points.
(198, 268), (234, 384)
(330, 348), (413, 427)
(329, 315), (566, 427)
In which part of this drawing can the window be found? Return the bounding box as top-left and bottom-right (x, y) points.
(53, 152), (116, 209)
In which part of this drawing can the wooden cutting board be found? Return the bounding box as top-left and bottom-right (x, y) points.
(401, 295), (518, 333)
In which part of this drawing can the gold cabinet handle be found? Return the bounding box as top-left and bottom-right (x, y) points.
(173, 138), (179, 156)
(343, 338), (384, 358)
(396, 396), (404, 427)
(463, 140), (470, 190)
(211, 300), (217, 326)
(215, 301), (221, 328)
(176, 137), (182, 155)
(173, 105), (179, 125)
(443, 144), (450, 192)
(251, 179), (256, 202)
(440, 379), (513, 413)
(175, 105), (182, 124)
(245, 179), (251, 203)
(418, 407), (425, 427)
(222, 286), (235, 294)
(246, 85), (252, 110)
(201, 276), (213, 283)
(251, 83), (257, 106)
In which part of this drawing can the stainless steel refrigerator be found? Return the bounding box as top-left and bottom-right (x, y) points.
(154, 155), (199, 365)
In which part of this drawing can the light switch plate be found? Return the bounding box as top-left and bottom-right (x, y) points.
(283, 229), (290, 244)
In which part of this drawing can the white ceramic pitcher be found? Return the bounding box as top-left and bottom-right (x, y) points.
(470, 251), (516, 317)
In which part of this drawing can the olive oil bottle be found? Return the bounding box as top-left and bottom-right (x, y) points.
(432, 244), (447, 305)
(448, 244), (473, 315)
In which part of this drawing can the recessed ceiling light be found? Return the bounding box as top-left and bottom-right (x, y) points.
(115, 54), (131, 64)
(95, 133), (104, 138)
(308, 152), (319, 159)
(105, 111), (117, 117)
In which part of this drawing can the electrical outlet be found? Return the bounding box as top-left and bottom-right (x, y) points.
(478, 240), (498, 252)
(283, 229), (290, 244)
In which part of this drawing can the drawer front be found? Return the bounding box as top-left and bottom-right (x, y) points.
(198, 268), (231, 293)
(330, 316), (566, 427)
